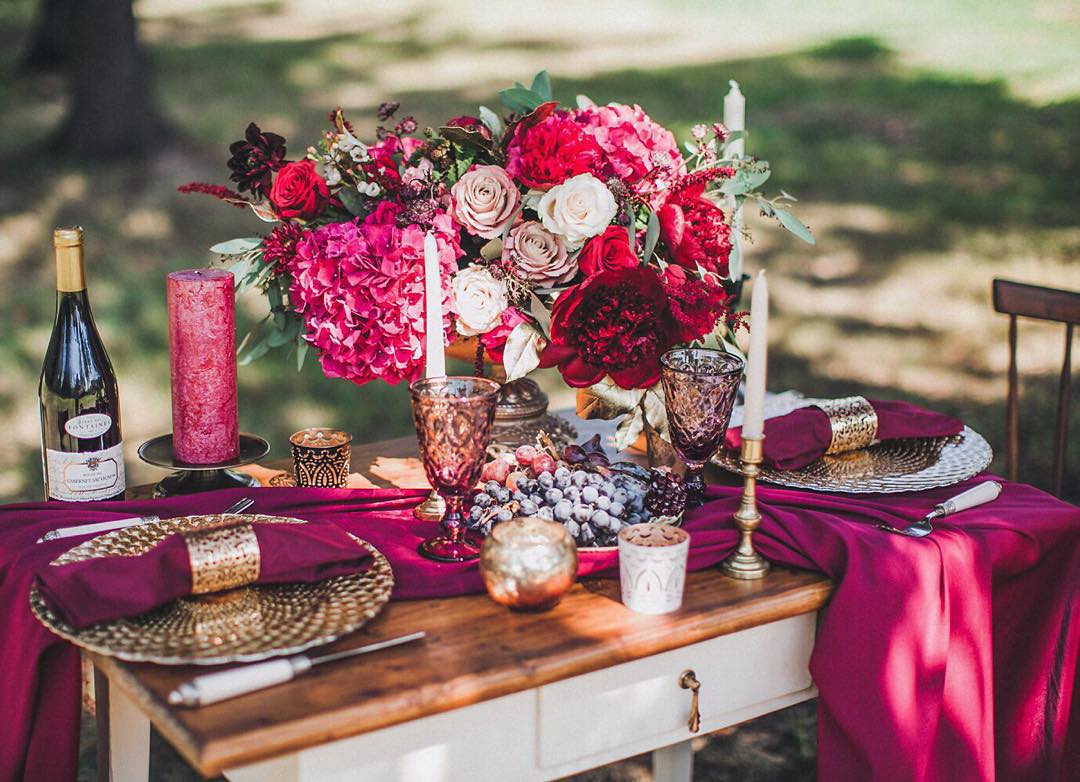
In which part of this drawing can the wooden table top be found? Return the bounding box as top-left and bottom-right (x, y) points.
(98, 436), (833, 776)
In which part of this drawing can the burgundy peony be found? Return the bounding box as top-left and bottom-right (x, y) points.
(658, 182), (732, 277)
(505, 112), (605, 190)
(663, 264), (731, 343)
(270, 160), (330, 220)
(540, 267), (677, 389)
(227, 122), (286, 197)
(577, 225), (639, 277)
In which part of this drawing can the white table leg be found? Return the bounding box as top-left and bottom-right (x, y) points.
(652, 740), (694, 782)
(95, 667), (150, 782)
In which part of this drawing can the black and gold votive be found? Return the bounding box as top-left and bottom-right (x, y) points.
(289, 428), (352, 488)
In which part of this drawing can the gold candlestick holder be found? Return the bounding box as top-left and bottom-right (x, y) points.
(721, 435), (771, 580)
(414, 489), (446, 522)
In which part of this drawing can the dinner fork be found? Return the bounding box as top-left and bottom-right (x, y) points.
(36, 497), (255, 543)
(877, 481), (1002, 538)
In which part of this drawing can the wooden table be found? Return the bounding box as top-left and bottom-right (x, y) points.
(93, 436), (832, 782)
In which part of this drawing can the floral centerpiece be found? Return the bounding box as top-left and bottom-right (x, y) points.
(181, 71), (812, 447)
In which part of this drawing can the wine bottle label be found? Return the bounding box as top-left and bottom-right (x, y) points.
(46, 443), (126, 501)
(64, 413), (113, 439)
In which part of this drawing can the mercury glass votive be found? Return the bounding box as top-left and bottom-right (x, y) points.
(480, 518), (578, 611)
(289, 428), (352, 488)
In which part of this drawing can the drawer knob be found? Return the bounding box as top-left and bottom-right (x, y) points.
(679, 669), (701, 734)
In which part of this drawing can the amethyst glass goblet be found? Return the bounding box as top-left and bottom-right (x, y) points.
(410, 376), (501, 562)
(659, 348), (745, 507)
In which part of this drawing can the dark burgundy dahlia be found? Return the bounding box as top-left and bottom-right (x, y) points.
(540, 267), (677, 389)
(227, 122), (287, 197)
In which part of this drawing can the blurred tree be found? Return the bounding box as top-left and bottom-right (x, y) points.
(21, 0), (165, 158)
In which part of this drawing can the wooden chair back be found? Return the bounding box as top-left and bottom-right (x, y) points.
(992, 279), (1080, 496)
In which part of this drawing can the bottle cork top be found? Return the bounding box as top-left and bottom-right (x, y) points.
(53, 226), (84, 247)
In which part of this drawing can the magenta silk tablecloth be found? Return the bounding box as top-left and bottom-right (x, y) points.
(1, 478), (1077, 782)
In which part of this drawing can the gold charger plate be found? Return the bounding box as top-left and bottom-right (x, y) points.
(30, 513), (394, 665)
(713, 426), (993, 493)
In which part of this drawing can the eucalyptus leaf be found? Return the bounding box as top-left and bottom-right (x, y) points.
(719, 166), (772, 196)
(267, 324), (295, 347)
(238, 338), (271, 365)
(772, 206), (816, 244)
(642, 209), (660, 260)
(575, 94), (596, 109)
(337, 187), (367, 217)
(248, 202), (279, 223)
(529, 70), (552, 101)
(295, 337), (309, 371)
(502, 322), (547, 382)
(210, 237), (262, 255)
(438, 125), (493, 152)
(642, 385), (669, 441)
(478, 105), (505, 138)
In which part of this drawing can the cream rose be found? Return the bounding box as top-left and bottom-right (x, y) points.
(450, 165), (520, 239)
(504, 220), (576, 285)
(536, 173), (618, 248)
(452, 265), (509, 336)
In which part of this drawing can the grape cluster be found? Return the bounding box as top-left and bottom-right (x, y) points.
(468, 465), (652, 546)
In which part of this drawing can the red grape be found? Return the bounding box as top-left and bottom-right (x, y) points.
(531, 452), (557, 475)
(515, 445), (538, 466)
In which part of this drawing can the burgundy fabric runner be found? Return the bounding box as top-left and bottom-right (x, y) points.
(36, 520), (374, 629)
(0, 478), (1077, 782)
(725, 399), (965, 470)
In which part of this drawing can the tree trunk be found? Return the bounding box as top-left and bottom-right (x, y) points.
(18, 0), (74, 73)
(56, 0), (165, 158)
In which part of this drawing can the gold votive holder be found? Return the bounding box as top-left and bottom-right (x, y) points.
(289, 428), (352, 488)
(480, 518), (578, 611)
(413, 490), (446, 522)
(721, 435), (771, 580)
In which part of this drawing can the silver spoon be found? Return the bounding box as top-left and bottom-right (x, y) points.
(878, 481), (1002, 538)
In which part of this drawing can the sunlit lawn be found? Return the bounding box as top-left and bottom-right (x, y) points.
(1, 1), (1078, 778)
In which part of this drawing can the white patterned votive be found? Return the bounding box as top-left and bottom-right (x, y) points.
(617, 523), (691, 615)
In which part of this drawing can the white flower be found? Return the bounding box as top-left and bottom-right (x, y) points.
(452, 265), (509, 336)
(537, 173), (618, 249)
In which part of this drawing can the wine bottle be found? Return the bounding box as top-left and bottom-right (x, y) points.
(38, 227), (125, 501)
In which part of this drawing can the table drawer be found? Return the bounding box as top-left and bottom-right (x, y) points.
(537, 613), (816, 770)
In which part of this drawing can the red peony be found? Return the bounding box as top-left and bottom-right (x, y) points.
(270, 160), (330, 220)
(540, 267), (677, 389)
(505, 112), (605, 190)
(577, 226), (639, 277)
(658, 182), (732, 277)
(663, 265), (732, 343)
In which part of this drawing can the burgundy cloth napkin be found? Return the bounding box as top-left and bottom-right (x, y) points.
(36, 521), (373, 629)
(2, 482), (1078, 782)
(725, 398), (964, 470)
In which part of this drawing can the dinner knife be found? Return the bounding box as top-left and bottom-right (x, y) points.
(35, 497), (255, 543)
(168, 631), (426, 707)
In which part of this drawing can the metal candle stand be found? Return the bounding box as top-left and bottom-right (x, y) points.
(721, 435), (771, 580)
(138, 433), (269, 498)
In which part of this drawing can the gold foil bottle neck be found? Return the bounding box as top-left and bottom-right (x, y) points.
(53, 226), (86, 292)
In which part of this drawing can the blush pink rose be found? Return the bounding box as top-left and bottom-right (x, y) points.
(450, 164), (521, 239)
(503, 220), (577, 285)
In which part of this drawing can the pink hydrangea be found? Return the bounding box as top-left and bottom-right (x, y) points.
(288, 203), (461, 386)
(573, 102), (685, 207)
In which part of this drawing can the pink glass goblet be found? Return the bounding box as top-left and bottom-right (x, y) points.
(659, 348), (745, 507)
(410, 376), (501, 562)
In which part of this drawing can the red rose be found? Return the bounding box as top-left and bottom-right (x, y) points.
(659, 182), (732, 277)
(506, 113), (605, 190)
(270, 160), (330, 220)
(578, 226), (639, 277)
(663, 265), (732, 343)
(539, 267), (677, 389)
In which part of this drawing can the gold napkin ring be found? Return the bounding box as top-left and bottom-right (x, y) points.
(816, 396), (879, 455)
(183, 523), (262, 595)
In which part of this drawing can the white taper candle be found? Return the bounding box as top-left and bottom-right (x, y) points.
(423, 231), (446, 379)
(724, 80), (745, 158)
(742, 270), (768, 439)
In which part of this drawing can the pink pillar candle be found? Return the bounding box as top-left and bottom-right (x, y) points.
(167, 269), (240, 464)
